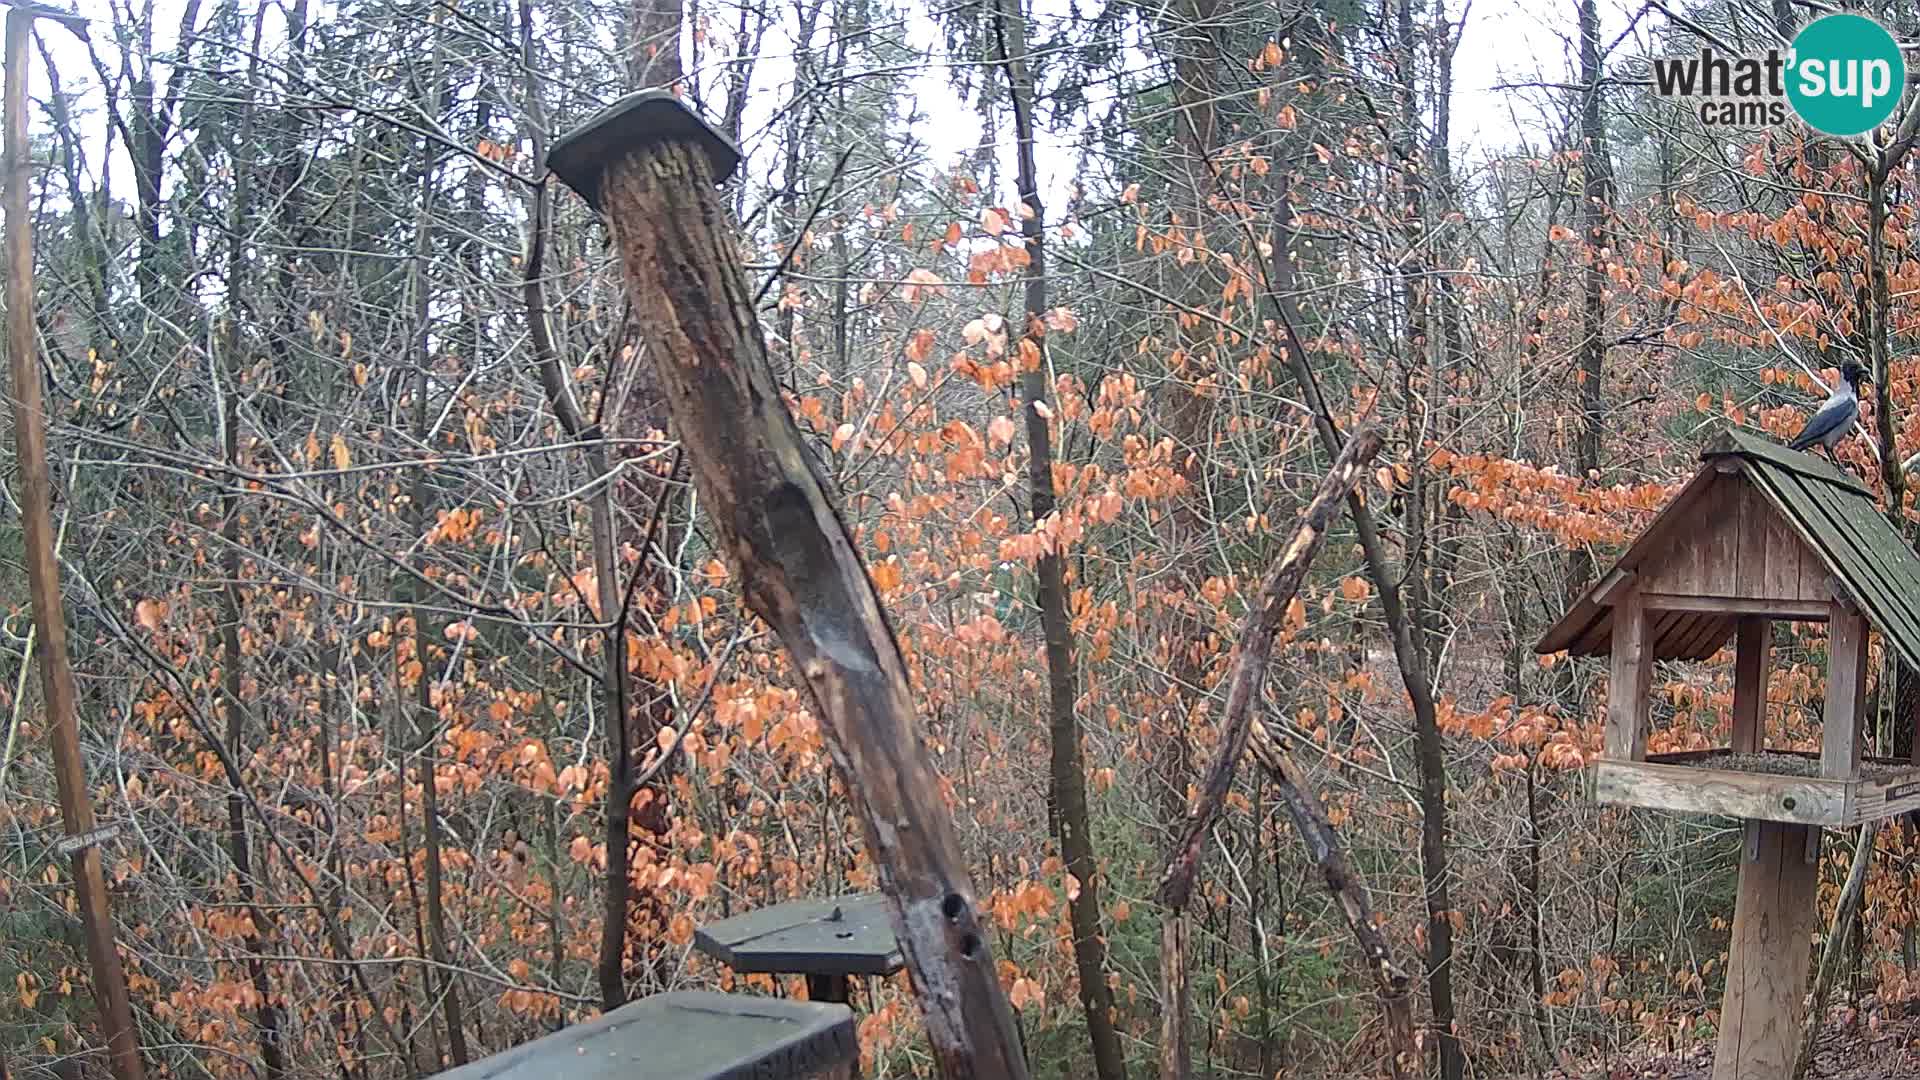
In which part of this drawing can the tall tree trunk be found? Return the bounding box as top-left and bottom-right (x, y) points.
(406, 23), (467, 1062)
(1266, 189), (1462, 1080)
(1568, 0), (1615, 601)
(216, 10), (285, 1072)
(4, 12), (147, 1080)
(626, 0), (684, 89)
(990, 3), (1126, 1076)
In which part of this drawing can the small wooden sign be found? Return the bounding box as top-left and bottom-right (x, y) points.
(56, 824), (118, 855)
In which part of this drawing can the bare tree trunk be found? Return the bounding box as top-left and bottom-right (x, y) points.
(4, 12), (146, 1080)
(1265, 187), (1462, 1080)
(552, 106), (1031, 1078)
(1151, 429), (1399, 1079)
(626, 0), (684, 89)
(216, 10), (285, 1071)
(1568, 0), (1615, 600)
(988, 2), (1126, 1076)
(1795, 821), (1879, 1080)
(407, 26), (466, 1061)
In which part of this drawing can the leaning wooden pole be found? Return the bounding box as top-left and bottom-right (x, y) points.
(548, 93), (1030, 1079)
(1150, 428), (1410, 1079)
(4, 10), (145, 1080)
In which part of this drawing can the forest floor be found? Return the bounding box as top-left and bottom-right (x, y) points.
(1543, 1015), (1920, 1078)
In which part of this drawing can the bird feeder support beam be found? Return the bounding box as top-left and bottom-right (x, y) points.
(1823, 600), (1868, 780)
(1731, 617), (1768, 754)
(1607, 590), (1653, 761)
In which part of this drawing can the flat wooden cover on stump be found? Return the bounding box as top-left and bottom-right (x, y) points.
(430, 991), (855, 1080)
(695, 894), (904, 977)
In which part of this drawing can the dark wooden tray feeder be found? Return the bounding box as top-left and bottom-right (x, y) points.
(695, 893), (905, 1005)
(1538, 429), (1920, 1079)
(430, 990), (855, 1080)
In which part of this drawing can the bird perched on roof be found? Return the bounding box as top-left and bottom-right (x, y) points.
(1788, 361), (1868, 459)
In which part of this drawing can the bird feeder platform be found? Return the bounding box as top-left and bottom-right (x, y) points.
(1539, 429), (1920, 1080)
(694, 893), (904, 1004)
(1589, 748), (1920, 828)
(430, 990), (855, 1080)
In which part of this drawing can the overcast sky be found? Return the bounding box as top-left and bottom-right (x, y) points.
(26, 0), (1636, 228)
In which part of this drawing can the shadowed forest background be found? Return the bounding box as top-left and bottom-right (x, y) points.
(6, 0), (1920, 1076)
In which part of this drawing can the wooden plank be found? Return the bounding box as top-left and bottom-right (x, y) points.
(1712, 820), (1821, 1080)
(1607, 591), (1654, 761)
(430, 990), (857, 1080)
(1592, 567), (1635, 606)
(1850, 769), (1920, 824)
(1708, 427), (1873, 496)
(1653, 609), (1698, 660)
(1733, 472), (1773, 601)
(694, 894), (904, 978)
(1758, 482), (1810, 602)
(1803, 477), (1920, 672)
(1637, 593), (1827, 619)
(1537, 466), (1722, 655)
(1824, 602), (1868, 780)
(1704, 476), (1740, 596)
(1678, 613), (1735, 660)
(1572, 610), (1613, 657)
(1732, 618), (1769, 753)
(1591, 761), (1848, 826)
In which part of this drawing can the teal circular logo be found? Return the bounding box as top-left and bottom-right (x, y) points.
(1787, 14), (1905, 137)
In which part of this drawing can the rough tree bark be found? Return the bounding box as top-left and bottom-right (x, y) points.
(4, 10), (147, 1080)
(1568, 0), (1615, 601)
(216, 10), (286, 1071)
(988, 2), (1126, 1077)
(550, 98), (1030, 1079)
(1795, 821), (1879, 1080)
(405, 24), (467, 1061)
(1264, 184), (1461, 1080)
(1151, 428), (1409, 1079)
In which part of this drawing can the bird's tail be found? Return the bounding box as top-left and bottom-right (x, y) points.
(1789, 432), (1815, 451)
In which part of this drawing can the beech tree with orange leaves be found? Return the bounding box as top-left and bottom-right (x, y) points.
(13, 1), (1920, 1078)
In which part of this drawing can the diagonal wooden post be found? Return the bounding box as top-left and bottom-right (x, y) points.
(548, 92), (1029, 1079)
(4, 8), (145, 1080)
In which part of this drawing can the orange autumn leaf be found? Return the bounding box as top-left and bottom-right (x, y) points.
(134, 597), (168, 632)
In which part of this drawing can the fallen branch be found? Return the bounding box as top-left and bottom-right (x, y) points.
(1152, 427), (1413, 1077)
(1794, 820), (1879, 1080)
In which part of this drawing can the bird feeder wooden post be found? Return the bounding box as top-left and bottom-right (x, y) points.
(1539, 430), (1920, 1080)
(546, 93), (1030, 1079)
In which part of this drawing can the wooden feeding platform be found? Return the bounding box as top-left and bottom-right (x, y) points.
(431, 990), (855, 1080)
(694, 893), (904, 1005)
(1538, 429), (1920, 1080)
(1591, 748), (1920, 827)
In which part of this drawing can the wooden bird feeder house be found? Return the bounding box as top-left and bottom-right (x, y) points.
(1538, 428), (1920, 1079)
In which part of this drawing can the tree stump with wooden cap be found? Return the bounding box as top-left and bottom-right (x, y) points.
(546, 92), (1029, 1080)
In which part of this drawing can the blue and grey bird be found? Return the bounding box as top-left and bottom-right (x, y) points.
(1788, 361), (1868, 458)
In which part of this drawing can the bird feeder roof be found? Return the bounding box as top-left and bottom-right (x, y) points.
(693, 893), (903, 978)
(1536, 428), (1920, 670)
